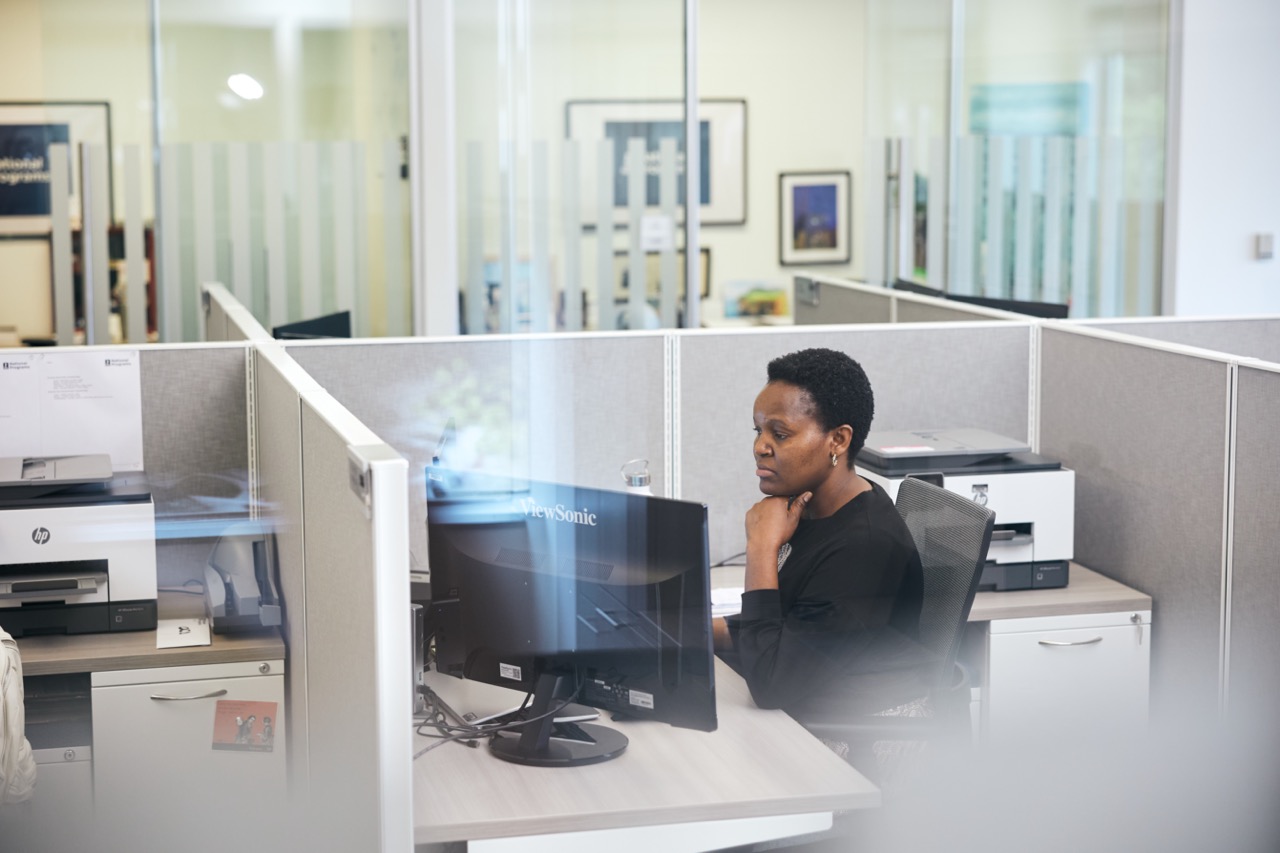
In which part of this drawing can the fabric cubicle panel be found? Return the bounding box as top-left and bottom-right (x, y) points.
(794, 281), (893, 325)
(139, 344), (250, 587)
(1226, 363), (1280, 720)
(677, 324), (1033, 565)
(894, 300), (1012, 324)
(287, 334), (669, 566)
(1076, 317), (1280, 364)
(252, 345), (322, 796)
(1038, 327), (1229, 722)
(205, 292), (231, 341)
(299, 392), (411, 853)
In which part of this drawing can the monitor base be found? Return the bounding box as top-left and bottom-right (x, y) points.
(489, 722), (628, 767)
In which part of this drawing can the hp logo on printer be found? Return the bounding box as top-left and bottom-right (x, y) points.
(971, 485), (989, 506)
(32, 527), (51, 545)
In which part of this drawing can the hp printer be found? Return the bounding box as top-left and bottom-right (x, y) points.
(0, 455), (157, 636)
(856, 429), (1074, 591)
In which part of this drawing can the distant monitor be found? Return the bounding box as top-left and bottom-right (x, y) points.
(272, 311), (351, 340)
(892, 279), (1069, 319)
(891, 278), (946, 298)
(947, 293), (1070, 319)
(426, 473), (717, 767)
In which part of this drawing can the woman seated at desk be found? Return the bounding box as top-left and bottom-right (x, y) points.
(713, 348), (934, 765)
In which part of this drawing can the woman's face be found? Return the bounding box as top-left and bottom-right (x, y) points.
(752, 380), (836, 496)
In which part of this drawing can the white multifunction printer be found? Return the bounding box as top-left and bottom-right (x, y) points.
(856, 429), (1074, 591)
(0, 455), (158, 636)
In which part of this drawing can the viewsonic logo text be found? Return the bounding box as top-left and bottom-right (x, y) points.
(518, 498), (598, 526)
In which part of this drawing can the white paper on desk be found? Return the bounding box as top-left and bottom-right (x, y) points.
(157, 617), (212, 648)
(711, 586), (744, 618)
(0, 350), (144, 472)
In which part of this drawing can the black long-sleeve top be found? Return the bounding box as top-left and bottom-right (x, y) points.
(722, 481), (935, 721)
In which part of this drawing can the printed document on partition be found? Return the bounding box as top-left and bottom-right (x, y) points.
(0, 350), (144, 472)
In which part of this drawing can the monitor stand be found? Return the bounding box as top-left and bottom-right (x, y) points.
(489, 670), (628, 767)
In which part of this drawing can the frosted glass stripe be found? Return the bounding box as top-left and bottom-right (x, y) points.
(352, 141), (369, 336)
(926, 137), (946, 288)
(952, 136), (976, 295)
(228, 142), (252, 307)
(160, 144), (183, 341)
(123, 144), (147, 344)
(466, 140), (486, 335)
(659, 137), (678, 329)
(192, 142), (216, 291)
(627, 138), (646, 329)
(1043, 137), (1066, 304)
(381, 139), (407, 336)
(48, 143), (75, 346)
(530, 140), (551, 332)
(1136, 136), (1160, 316)
(331, 141), (357, 316)
(984, 136), (1006, 298)
(1097, 136), (1123, 316)
(896, 139), (914, 280)
(82, 144), (111, 344)
(263, 142), (288, 329)
(298, 141), (321, 318)
(1014, 137), (1033, 301)
(497, 146), (515, 335)
(561, 140), (582, 331)
(596, 138), (615, 330)
(863, 138), (886, 286)
(1071, 138), (1093, 316)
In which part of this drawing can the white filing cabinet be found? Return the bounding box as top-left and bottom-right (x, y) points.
(90, 659), (286, 847)
(983, 609), (1151, 743)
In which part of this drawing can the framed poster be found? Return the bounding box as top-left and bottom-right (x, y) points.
(0, 101), (112, 235)
(566, 98), (746, 228)
(613, 247), (711, 303)
(778, 170), (851, 266)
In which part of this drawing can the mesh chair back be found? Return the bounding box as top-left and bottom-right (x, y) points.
(894, 476), (995, 692)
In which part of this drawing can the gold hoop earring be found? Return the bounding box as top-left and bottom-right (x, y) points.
(831, 453), (838, 467)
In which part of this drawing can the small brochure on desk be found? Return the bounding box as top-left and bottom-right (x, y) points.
(156, 617), (211, 648)
(212, 700), (278, 753)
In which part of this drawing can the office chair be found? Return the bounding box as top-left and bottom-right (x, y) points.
(804, 476), (995, 784)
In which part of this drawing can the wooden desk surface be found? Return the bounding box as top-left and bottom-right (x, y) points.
(714, 563), (1150, 625)
(13, 592), (285, 676)
(413, 658), (879, 845)
(968, 564), (1151, 622)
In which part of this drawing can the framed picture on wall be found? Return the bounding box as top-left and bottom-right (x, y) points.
(613, 246), (711, 302)
(778, 170), (851, 266)
(565, 99), (746, 228)
(0, 101), (113, 235)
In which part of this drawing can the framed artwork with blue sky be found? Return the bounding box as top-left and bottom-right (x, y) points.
(779, 170), (850, 266)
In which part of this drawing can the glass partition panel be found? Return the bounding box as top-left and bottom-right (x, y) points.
(454, 0), (688, 334)
(154, 0), (411, 340)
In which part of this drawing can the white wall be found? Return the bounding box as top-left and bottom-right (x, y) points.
(1169, 0), (1280, 315)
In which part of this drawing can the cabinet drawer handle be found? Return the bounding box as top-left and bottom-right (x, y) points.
(1038, 636), (1103, 647)
(149, 689), (229, 701)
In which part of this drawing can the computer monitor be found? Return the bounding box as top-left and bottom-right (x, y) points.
(947, 293), (1070, 319)
(271, 310), (351, 340)
(425, 473), (717, 767)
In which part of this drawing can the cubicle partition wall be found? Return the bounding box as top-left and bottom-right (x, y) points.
(1075, 315), (1280, 365)
(676, 323), (1035, 564)
(297, 390), (411, 853)
(1224, 362), (1280, 720)
(249, 340), (412, 852)
(203, 282), (274, 343)
(138, 344), (253, 587)
(251, 345), (323, 796)
(285, 333), (670, 565)
(793, 275), (1024, 326)
(1037, 325), (1233, 723)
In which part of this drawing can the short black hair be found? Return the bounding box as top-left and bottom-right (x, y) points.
(766, 348), (874, 465)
